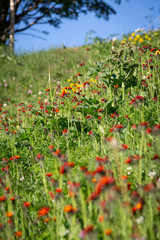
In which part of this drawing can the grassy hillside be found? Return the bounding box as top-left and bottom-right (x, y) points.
(0, 29), (160, 240)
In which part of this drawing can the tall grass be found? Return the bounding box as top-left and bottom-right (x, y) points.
(0, 29), (160, 240)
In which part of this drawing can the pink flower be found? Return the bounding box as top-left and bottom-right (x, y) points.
(28, 90), (32, 94)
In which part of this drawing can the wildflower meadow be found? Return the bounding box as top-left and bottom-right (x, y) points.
(0, 28), (160, 240)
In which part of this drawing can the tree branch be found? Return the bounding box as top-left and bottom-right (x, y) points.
(15, 14), (45, 32)
(15, 0), (42, 24)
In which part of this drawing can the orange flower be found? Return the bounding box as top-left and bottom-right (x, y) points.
(105, 228), (112, 235)
(0, 196), (6, 202)
(98, 214), (104, 222)
(132, 202), (143, 213)
(6, 212), (13, 218)
(10, 197), (15, 202)
(136, 202), (142, 210)
(38, 207), (50, 216)
(92, 178), (97, 183)
(15, 231), (22, 237)
(68, 191), (76, 197)
(63, 205), (77, 213)
(64, 205), (72, 212)
(44, 218), (50, 223)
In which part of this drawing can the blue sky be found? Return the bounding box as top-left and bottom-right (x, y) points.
(14, 0), (160, 54)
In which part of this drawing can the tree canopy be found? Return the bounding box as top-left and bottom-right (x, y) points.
(0, 0), (122, 44)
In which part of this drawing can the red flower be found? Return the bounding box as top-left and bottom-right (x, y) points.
(152, 154), (159, 161)
(95, 156), (108, 164)
(48, 145), (54, 152)
(120, 144), (128, 150)
(62, 129), (68, 136)
(88, 131), (94, 136)
(130, 95), (144, 107)
(55, 188), (62, 193)
(46, 173), (53, 177)
(23, 202), (31, 208)
(38, 207), (50, 216)
(60, 162), (75, 174)
(95, 176), (115, 194)
(15, 231), (22, 237)
(35, 153), (44, 161)
(53, 149), (61, 157)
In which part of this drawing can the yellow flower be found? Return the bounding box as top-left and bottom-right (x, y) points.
(67, 79), (71, 82)
(138, 38), (144, 43)
(155, 50), (160, 55)
(89, 79), (97, 83)
(131, 32), (135, 37)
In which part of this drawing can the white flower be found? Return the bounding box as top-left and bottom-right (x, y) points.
(38, 91), (42, 95)
(127, 167), (132, 170)
(44, 98), (48, 103)
(127, 166), (132, 175)
(3, 103), (7, 107)
(148, 171), (156, 179)
(136, 216), (144, 224)
(20, 176), (24, 181)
